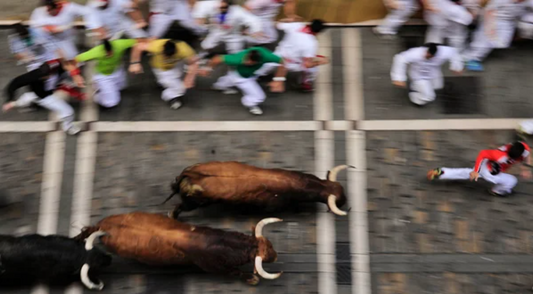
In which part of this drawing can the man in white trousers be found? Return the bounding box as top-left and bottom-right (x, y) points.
(391, 43), (463, 106)
(517, 0), (533, 39)
(374, 0), (420, 39)
(148, 0), (207, 43)
(2, 59), (84, 135)
(423, 0), (476, 50)
(462, 0), (528, 71)
(129, 39), (199, 109)
(200, 47), (284, 115)
(88, 0), (148, 40)
(30, 0), (104, 61)
(244, 0), (301, 45)
(68, 39), (139, 108)
(254, 19), (328, 92)
(9, 23), (60, 72)
(428, 141), (532, 196)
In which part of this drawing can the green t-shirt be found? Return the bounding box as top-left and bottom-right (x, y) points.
(76, 39), (136, 75)
(222, 47), (282, 78)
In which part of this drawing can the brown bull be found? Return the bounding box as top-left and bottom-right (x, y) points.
(163, 161), (351, 218)
(76, 212), (282, 285)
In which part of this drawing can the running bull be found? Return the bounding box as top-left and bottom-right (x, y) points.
(76, 212), (282, 285)
(163, 161), (351, 218)
(0, 232), (111, 290)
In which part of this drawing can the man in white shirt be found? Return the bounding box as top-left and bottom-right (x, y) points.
(148, 0), (207, 42)
(374, 0), (420, 39)
(193, 0), (262, 55)
(8, 23), (60, 72)
(391, 43), (464, 106)
(517, 0), (533, 39)
(88, 0), (148, 40)
(244, 0), (301, 44)
(30, 0), (103, 61)
(254, 19), (328, 92)
(462, 0), (528, 71)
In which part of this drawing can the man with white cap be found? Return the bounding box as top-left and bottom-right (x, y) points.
(244, 0), (301, 45)
(391, 43), (463, 106)
(30, 0), (104, 61)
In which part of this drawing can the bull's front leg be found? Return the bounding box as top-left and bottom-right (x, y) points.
(229, 269), (260, 286)
(169, 199), (201, 219)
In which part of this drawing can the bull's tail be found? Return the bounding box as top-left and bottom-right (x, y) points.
(162, 174), (187, 205)
(73, 226), (100, 242)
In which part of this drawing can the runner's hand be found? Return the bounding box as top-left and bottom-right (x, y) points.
(469, 171), (479, 181)
(129, 63), (143, 74)
(393, 80), (406, 88)
(73, 75), (85, 88)
(521, 169), (533, 180)
(2, 102), (15, 113)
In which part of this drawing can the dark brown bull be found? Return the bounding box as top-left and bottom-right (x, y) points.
(76, 212), (282, 285)
(163, 161), (351, 218)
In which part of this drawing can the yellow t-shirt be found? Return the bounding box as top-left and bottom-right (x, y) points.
(147, 39), (196, 71)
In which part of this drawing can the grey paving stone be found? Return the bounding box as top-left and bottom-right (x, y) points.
(0, 133), (45, 235)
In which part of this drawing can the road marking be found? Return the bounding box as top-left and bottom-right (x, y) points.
(0, 121), (56, 132)
(65, 35), (101, 294)
(315, 29), (337, 294)
(358, 118), (525, 131)
(90, 121), (321, 132)
(344, 28), (371, 294)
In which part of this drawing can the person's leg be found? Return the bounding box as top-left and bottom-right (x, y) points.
(35, 94), (79, 135)
(479, 168), (517, 196)
(235, 77), (266, 115)
(149, 14), (174, 38)
(93, 73), (121, 108)
(409, 80), (435, 106)
(152, 67), (185, 109)
(428, 167), (473, 180)
(376, 5), (416, 36)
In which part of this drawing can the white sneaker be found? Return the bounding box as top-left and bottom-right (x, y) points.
(66, 125), (81, 136)
(169, 98), (183, 110)
(249, 106), (263, 115)
(372, 27), (396, 40)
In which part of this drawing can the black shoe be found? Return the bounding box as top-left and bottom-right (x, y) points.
(488, 189), (512, 197)
(169, 97), (183, 110)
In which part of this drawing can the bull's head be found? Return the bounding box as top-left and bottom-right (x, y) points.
(253, 218), (283, 280)
(81, 231), (111, 291)
(324, 165), (353, 216)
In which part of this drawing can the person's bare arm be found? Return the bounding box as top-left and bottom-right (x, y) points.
(269, 59), (287, 93)
(183, 56), (200, 88)
(129, 41), (148, 74)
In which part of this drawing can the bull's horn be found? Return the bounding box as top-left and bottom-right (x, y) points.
(327, 165), (353, 182)
(80, 264), (104, 291)
(327, 195), (347, 216)
(255, 218), (283, 238)
(85, 231), (107, 251)
(254, 256), (282, 280)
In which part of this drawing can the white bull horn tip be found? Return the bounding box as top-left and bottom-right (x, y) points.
(85, 231), (107, 251)
(327, 195), (348, 216)
(254, 256), (282, 280)
(255, 218), (283, 237)
(80, 264), (105, 291)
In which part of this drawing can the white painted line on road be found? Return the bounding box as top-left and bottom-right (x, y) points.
(315, 30), (337, 294)
(359, 118), (525, 131)
(347, 131), (371, 294)
(0, 121), (56, 132)
(315, 30), (333, 121)
(91, 121), (321, 132)
(344, 28), (371, 294)
(343, 28), (364, 121)
(65, 35), (100, 294)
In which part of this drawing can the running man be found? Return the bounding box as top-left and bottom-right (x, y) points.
(200, 47), (284, 115)
(68, 39), (140, 108)
(427, 141), (533, 196)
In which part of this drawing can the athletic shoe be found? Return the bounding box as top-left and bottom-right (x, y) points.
(249, 106), (263, 115)
(212, 85), (238, 94)
(488, 189), (512, 197)
(372, 27), (397, 40)
(169, 98), (183, 110)
(466, 60), (484, 71)
(66, 125), (81, 136)
(427, 168), (443, 180)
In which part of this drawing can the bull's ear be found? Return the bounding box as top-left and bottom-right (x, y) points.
(326, 171), (330, 179)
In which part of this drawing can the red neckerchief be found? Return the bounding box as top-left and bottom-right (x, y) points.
(299, 25), (316, 35)
(46, 59), (61, 72)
